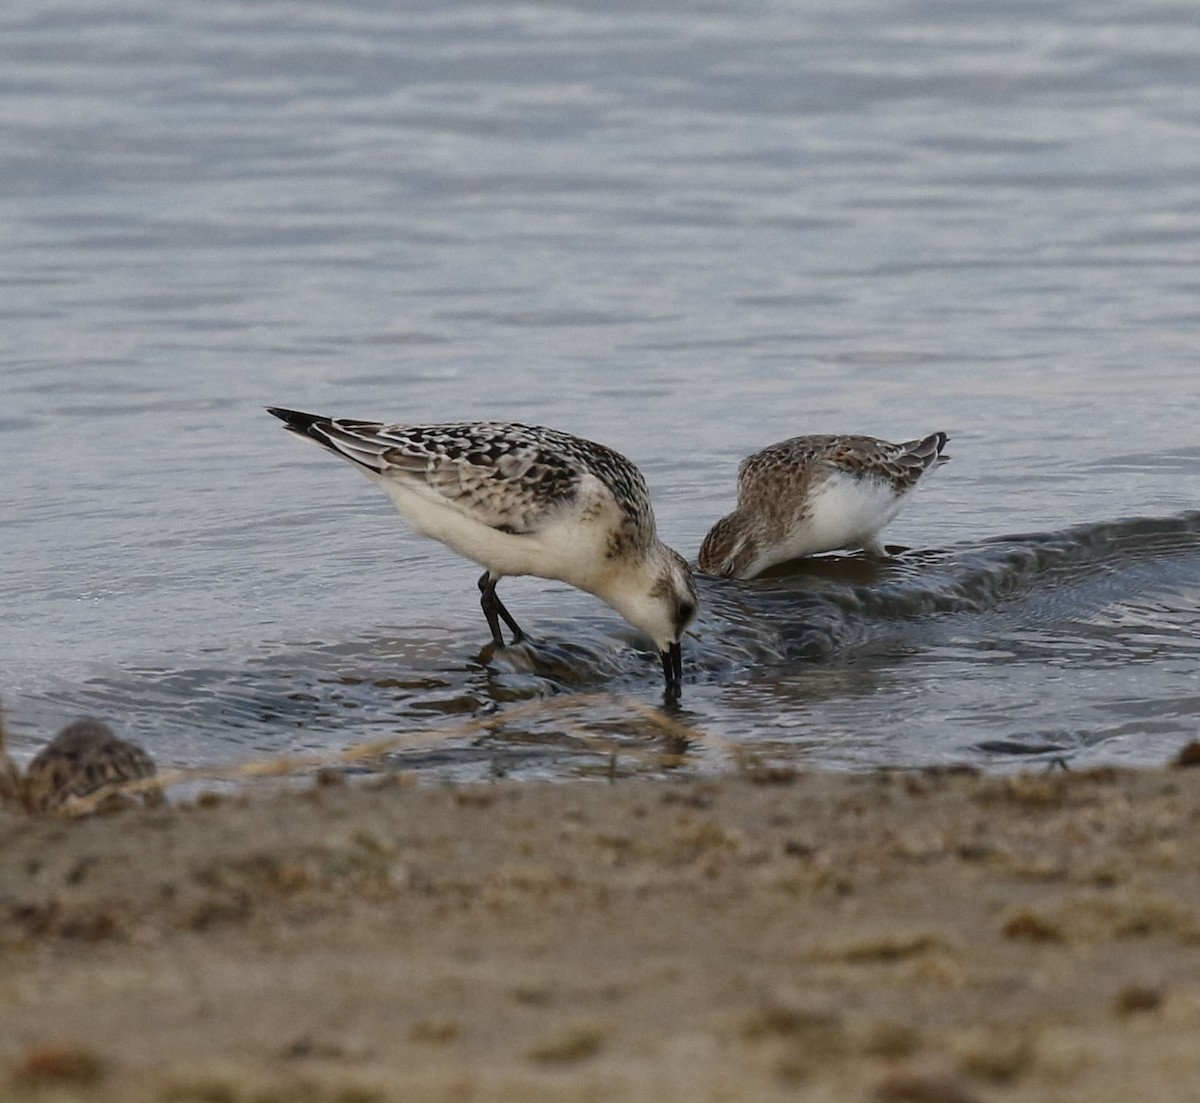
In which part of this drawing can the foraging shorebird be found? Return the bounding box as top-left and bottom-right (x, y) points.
(22, 719), (162, 814)
(698, 432), (949, 579)
(267, 407), (697, 699)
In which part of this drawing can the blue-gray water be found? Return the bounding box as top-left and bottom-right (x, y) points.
(3, 0), (1198, 780)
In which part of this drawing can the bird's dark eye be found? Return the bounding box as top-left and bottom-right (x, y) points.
(676, 601), (696, 628)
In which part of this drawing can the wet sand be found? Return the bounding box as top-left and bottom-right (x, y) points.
(3, 764), (1200, 1102)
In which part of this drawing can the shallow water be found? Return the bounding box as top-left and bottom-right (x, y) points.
(3, 0), (1199, 778)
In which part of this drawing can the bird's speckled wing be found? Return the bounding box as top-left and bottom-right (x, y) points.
(738, 432), (946, 505)
(306, 417), (655, 540)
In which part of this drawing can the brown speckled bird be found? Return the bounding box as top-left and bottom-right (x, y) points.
(698, 432), (948, 579)
(22, 719), (162, 814)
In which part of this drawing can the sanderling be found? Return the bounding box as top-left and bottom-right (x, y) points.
(698, 432), (949, 579)
(268, 407), (697, 699)
(22, 719), (162, 814)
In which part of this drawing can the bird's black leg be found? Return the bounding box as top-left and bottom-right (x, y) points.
(477, 572), (505, 647)
(477, 572), (526, 646)
(494, 592), (527, 643)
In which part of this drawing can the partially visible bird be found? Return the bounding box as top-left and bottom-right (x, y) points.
(698, 432), (949, 579)
(22, 718), (162, 814)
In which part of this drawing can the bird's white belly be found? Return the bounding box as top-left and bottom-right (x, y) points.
(375, 475), (609, 587)
(777, 473), (905, 559)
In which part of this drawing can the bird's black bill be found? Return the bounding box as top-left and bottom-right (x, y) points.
(660, 641), (683, 702)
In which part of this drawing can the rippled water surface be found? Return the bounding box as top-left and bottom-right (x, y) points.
(3, 0), (1199, 779)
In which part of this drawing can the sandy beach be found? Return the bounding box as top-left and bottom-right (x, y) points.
(3, 761), (1200, 1102)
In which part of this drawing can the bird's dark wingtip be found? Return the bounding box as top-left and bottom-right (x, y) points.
(908, 430), (950, 466)
(266, 408), (339, 447)
(266, 406), (323, 431)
